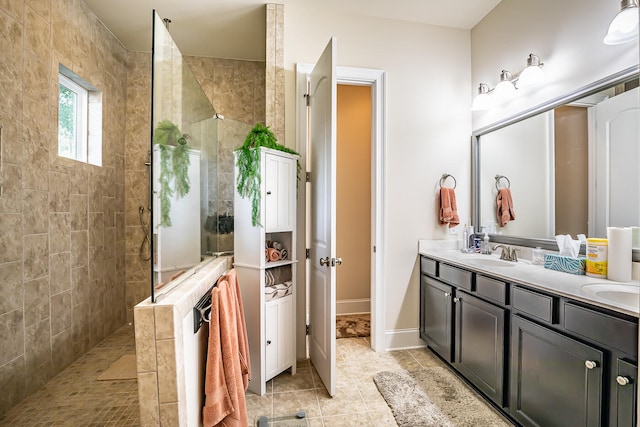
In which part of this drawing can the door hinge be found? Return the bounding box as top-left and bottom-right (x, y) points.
(373, 246), (376, 253)
(304, 93), (310, 106)
(305, 172), (311, 182)
(306, 248), (310, 259)
(306, 324), (311, 335)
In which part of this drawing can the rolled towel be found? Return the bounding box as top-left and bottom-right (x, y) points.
(267, 248), (281, 262)
(265, 249), (269, 262)
(280, 249), (288, 260)
(265, 270), (275, 286)
(271, 241), (283, 250)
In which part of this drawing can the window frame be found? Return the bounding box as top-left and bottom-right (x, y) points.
(58, 72), (89, 163)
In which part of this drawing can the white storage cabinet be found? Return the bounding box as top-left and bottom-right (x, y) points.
(234, 147), (298, 395)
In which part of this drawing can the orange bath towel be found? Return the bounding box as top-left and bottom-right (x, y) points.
(496, 188), (516, 227)
(203, 269), (250, 427)
(439, 187), (460, 228)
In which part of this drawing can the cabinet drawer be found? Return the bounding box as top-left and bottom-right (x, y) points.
(476, 275), (508, 305)
(439, 263), (473, 291)
(564, 302), (638, 355)
(420, 257), (437, 277)
(512, 286), (556, 323)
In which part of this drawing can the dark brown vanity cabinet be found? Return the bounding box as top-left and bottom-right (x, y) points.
(420, 275), (453, 362)
(419, 255), (639, 427)
(454, 290), (506, 406)
(510, 315), (604, 427)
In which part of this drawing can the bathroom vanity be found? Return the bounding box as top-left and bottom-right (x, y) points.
(419, 246), (638, 427)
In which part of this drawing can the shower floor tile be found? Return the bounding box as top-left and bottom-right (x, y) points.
(0, 324), (139, 426)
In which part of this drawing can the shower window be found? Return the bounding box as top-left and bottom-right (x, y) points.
(57, 64), (103, 166)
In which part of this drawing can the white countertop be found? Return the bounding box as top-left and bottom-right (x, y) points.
(418, 240), (639, 318)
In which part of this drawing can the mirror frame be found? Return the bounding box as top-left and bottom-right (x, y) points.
(471, 64), (640, 262)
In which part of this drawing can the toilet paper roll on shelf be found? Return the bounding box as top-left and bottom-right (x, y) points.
(607, 227), (632, 282)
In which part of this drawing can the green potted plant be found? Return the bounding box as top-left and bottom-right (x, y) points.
(154, 120), (191, 227)
(235, 123), (299, 226)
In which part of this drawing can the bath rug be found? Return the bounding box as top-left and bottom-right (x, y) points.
(373, 367), (511, 427)
(336, 313), (370, 338)
(97, 354), (137, 381)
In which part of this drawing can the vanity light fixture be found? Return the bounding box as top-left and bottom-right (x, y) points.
(517, 54), (545, 87)
(493, 70), (517, 100)
(604, 0), (639, 45)
(471, 83), (493, 111)
(471, 54), (545, 111)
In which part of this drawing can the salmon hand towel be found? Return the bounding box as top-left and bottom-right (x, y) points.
(496, 188), (516, 227)
(439, 187), (460, 228)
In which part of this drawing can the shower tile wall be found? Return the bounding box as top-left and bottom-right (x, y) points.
(184, 56), (265, 252)
(124, 51), (152, 323)
(0, 0), (127, 416)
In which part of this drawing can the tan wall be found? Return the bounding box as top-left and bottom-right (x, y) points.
(0, 0), (128, 415)
(336, 85), (371, 303)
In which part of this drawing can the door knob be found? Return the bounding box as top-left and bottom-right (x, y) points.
(333, 257), (343, 266)
(319, 257), (330, 266)
(585, 360), (598, 370)
(616, 375), (631, 386)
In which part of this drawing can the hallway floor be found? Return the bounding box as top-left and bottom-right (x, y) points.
(0, 324), (139, 426)
(245, 337), (448, 427)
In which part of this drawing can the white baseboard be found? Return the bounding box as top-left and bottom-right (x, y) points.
(336, 298), (370, 315)
(384, 328), (427, 351)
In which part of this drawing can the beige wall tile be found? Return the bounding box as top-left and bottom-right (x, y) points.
(23, 234), (48, 281)
(156, 338), (178, 403)
(154, 305), (174, 340)
(0, 214), (21, 264)
(137, 371), (160, 426)
(0, 309), (24, 366)
(49, 251), (70, 295)
(134, 306), (157, 372)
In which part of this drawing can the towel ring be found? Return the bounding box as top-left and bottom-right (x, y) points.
(440, 173), (456, 189)
(495, 175), (511, 190)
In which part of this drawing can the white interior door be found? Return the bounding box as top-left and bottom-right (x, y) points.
(308, 37), (337, 397)
(593, 87), (640, 236)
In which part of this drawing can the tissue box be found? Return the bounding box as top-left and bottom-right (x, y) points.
(544, 254), (586, 275)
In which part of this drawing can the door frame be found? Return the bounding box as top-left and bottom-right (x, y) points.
(296, 64), (386, 353)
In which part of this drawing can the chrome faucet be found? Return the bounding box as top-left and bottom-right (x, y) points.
(492, 244), (519, 262)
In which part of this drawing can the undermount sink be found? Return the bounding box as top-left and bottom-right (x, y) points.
(459, 256), (517, 268)
(581, 283), (640, 311)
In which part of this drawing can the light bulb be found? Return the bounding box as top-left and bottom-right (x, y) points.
(604, 0), (639, 45)
(517, 54), (545, 87)
(493, 71), (516, 100)
(471, 83), (493, 111)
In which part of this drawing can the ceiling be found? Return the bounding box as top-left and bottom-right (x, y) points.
(84, 0), (501, 61)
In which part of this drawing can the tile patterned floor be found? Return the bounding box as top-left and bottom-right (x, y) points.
(0, 323), (452, 427)
(246, 337), (449, 427)
(0, 324), (139, 426)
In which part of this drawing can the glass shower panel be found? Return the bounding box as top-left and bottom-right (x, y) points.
(150, 10), (218, 301)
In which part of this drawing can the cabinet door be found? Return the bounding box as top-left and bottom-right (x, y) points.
(265, 295), (294, 381)
(510, 316), (604, 427)
(264, 154), (295, 232)
(420, 275), (453, 363)
(454, 291), (505, 406)
(615, 359), (637, 427)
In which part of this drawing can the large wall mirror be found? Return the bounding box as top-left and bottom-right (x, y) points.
(472, 66), (640, 260)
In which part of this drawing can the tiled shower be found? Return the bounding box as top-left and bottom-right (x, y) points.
(0, 0), (267, 417)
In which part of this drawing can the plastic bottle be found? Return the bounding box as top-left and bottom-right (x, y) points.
(461, 224), (469, 253)
(482, 231), (491, 254)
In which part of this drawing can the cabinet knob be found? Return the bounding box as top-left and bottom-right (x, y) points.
(617, 375), (631, 386)
(585, 360), (598, 370)
(444, 292), (451, 297)
(453, 297), (460, 303)
(266, 340), (272, 345)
